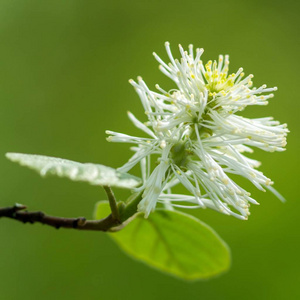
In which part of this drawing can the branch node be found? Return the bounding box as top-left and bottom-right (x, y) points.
(77, 217), (86, 226)
(14, 203), (27, 211)
(37, 211), (45, 220)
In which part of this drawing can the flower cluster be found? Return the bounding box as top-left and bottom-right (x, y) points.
(106, 42), (288, 219)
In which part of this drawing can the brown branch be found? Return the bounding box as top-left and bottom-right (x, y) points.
(0, 203), (121, 232)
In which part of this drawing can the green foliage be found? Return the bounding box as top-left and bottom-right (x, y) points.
(95, 201), (231, 281)
(6, 153), (141, 189)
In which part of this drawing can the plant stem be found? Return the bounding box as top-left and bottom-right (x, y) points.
(103, 186), (120, 223)
(0, 190), (145, 232)
(119, 191), (143, 222)
(0, 204), (119, 231)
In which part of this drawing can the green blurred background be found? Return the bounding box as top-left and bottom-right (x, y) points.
(0, 0), (299, 299)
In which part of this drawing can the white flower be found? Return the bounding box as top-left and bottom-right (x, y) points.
(106, 42), (288, 220)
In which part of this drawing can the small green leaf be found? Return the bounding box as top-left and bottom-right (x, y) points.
(94, 201), (231, 280)
(94, 200), (111, 220)
(6, 153), (141, 189)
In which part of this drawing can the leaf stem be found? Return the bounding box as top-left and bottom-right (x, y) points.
(103, 186), (120, 223)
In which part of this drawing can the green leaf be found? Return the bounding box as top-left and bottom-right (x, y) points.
(94, 200), (112, 220)
(95, 201), (231, 280)
(6, 153), (141, 189)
